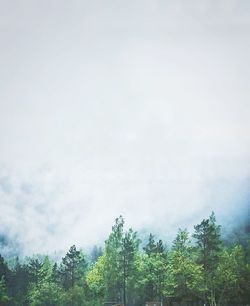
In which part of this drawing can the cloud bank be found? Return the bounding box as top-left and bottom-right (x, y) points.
(0, 0), (250, 255)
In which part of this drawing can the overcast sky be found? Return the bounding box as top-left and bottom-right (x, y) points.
(0, 0), (250, 255)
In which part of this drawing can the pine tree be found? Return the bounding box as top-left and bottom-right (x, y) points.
(193, 212), (222, 305)
(143, 234), (157, 256)
(9, 257), (30, 305)
(28, 258), (42, 285)
(120, 228), (140, 306)
(60, 245), (86, 289)
(141, 234), (167, 302)
(104, 216), (125, 303)
(173, 229), (191, 256)
(165, 228), (205, 304)
(104, 216), (140, 306)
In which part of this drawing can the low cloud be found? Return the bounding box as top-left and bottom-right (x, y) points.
(0, 0), (249, 255)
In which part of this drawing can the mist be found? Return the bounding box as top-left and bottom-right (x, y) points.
(0, 0), (250, 255)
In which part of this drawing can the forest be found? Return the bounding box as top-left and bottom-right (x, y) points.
(0, 213), (249, 306)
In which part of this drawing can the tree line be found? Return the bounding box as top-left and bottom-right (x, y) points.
(0, 212), (249, 306)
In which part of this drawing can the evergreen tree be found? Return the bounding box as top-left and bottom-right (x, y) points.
(27, 256), (64, 306)
(86, 254), (106, 303)
(120, 228), (140, 306)
(143, 233), (158, 256)
(193, 212), (222, 305)
(214, 244), (250, 305)
(156, 239), (165, 254)
(172, 229), (191, 255)
(59, 245), (87, 290)
(193, 212), (222, 271)
(27, 258), (42, 285)
(166, 229), (205, 304)
(104, 216), (140, 306)
(0, 213), (248, 306)
(140, 234), (167, 303)
(104, 216), (125, 303)
(9, 257), (30, 305)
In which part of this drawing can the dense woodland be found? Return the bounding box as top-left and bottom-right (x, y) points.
(0, 213), (249, 306)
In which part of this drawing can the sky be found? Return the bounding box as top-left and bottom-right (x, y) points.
(0, 0), (250, 255)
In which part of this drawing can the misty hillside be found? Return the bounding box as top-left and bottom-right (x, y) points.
(1, 1), (250, 305)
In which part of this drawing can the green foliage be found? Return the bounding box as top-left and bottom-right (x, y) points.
(27, 258), (42, 285)
(62, 285), (86, 306)
(104, 216), (140, 305)
(138, 233), (168, 303)
(0, 213), (249, 306)
(0, 255), (9, 281)
(138, 252), (167, 303)
(86, 254), (106, 300)
(172, 229), (191, 255)
(59, 245), (87, 289)
(27, 256), (64, 306)
(8, 257), (30, 305)
(28, 281), (63, 306)
(0, 276), (10, 305)
(193, 212), (222, 272)
(192, 212), (225, 305)
(214, 244), (250, 305)
(165, 229), (205, 303)
(143, 233), (165, 257)
(165, 250), (205, 302)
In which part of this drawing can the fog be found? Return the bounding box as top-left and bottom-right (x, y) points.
(0, 0), (249, 255)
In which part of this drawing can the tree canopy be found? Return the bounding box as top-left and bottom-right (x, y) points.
(0, 213), (249, 306)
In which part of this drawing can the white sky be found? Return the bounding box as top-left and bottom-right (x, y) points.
(0, 0), (250, 255)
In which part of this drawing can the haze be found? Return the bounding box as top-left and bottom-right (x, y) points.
(0, 0), (250, 255)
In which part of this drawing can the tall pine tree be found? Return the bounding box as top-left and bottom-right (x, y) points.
(193, 212), (222, 305)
